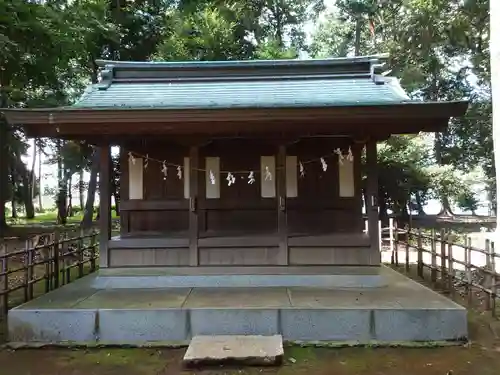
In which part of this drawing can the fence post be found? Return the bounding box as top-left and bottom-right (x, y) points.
(65, 234), (71, 285)
(78, 229), (84, 279)
(417, 228), (423, 278)
(389, 217), (394, 259)
(464, 235), (469, 304)
(43, 237), (50, 293)
(440, 229), (447, 287)
(448, 236), (454, 296)
(90, 231), (97, 273)
(392, 220), (399, 264)
(23, 240), (30, 302)
(1, 243), (7, 315)
(27, 238), (34, 301)
(466, 236), (473, 305)
(391, 221), (398, 265)
(404, 223), (410, 272)
(485, 239), (492, 311)
(53, 231), (60, 289)
(394, 222), (399, 267)
(491, 241), (496, 317)
(431, 229), (437, 283)
(378, 220), (382, 259)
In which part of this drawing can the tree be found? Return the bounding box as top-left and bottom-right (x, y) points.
(312, 0), (493, 217)
(492, 0), (500, 228)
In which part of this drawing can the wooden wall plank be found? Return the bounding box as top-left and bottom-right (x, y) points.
(199, 247), (281, 265)
(289, 246), (375, 265)
(109, 248), (190, 267)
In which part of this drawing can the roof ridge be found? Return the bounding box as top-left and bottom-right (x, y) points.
(95, 55), (389, 90)
(95, 54), (388, 69)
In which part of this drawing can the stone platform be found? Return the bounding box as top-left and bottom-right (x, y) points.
(93, 265), (385, 288)
(7, 267), (467, 346)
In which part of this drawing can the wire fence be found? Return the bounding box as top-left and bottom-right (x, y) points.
(383, 218), (499, 317)
(0, 230), (99, 316)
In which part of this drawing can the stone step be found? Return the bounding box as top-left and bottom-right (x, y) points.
(183, 335), (284, 367)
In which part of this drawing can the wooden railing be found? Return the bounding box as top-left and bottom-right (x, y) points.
(0, 230), (99, 316)
(385, 219), (500, 317)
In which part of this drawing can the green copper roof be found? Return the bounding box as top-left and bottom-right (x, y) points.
(73, 56), (412, 110)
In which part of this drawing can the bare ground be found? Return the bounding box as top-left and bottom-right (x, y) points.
(0, 327), (499, 375)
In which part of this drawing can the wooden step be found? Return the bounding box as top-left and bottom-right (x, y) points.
(183, 335), (284, 367)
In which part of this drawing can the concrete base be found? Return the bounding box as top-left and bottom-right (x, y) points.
(7, 266), (468, 346)
(183, 335), (283, 366)
(93, 266), (386, 288)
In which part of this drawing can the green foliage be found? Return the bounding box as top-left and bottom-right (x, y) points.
(312, 0), (492, 216)
(0, 0), (494, 226)
(155, 4), (250, 61)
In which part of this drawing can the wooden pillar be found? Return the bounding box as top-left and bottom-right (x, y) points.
(99, 144), (112, 268)
(277, 144), (288, 265)
(366, 139), (380, 263)
(189, 145), (199, 266)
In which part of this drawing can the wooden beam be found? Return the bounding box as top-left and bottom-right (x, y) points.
(99, 144), (112, 268)
(277, 144), (288, 265)
(121, 199), (189, 211)
(189, 145), (199, 266)
(365, 139), (380, 263)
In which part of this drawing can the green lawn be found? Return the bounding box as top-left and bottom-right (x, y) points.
(7, 210), (118, 227)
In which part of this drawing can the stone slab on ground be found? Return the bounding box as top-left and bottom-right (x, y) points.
(183, 335), (283, 366)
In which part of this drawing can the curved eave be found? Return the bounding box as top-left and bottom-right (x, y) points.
(2, 100), (468, 138)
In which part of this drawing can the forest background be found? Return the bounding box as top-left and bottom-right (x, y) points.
(0, 0), (492, 232)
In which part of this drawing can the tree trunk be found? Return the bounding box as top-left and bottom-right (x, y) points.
(0, 122), (8, 233)
(67, 174), (73, 217)
(38, 145), (43, 212)
(11, 198), (17, 219)
(0, 85), (9, 235)
(434, 130), (454, 216)
(30, 138), (37, 202)
(492, 0), (500, 231)
(354, 16), (361, 56)
(79, 169), (85, 211)
(56, 141), (67, 225)
(273, 2), (284, 48)
(415, 192), (426, 215)
(111, 165), (119, 217)
(10, 165), (17, 219)
(16, 157), (35, 219)
(81, 147), (100, 229)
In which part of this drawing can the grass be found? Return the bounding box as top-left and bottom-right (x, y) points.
(6, 210), (119, 227)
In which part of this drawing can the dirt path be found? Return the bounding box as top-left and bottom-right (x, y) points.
(1, 310), (500, 375)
